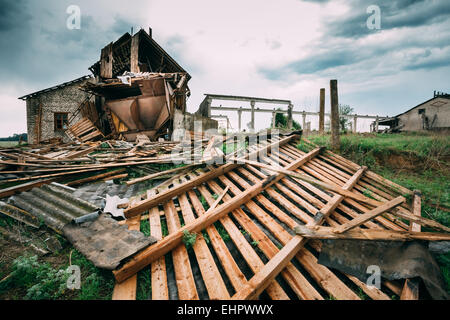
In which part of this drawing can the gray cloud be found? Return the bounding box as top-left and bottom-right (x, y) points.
(324, 0), (450, 39)
(0, 0), (140, 91)
(260, 0), (450, 80)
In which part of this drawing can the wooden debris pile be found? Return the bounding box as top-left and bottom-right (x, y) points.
(110, 134), (449, 300)
(0, 131), (448, 300)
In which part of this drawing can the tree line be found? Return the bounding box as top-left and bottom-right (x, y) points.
(0, 133), (27, 141)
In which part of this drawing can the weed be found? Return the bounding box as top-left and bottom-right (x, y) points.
(202, 231), (211, 244)
(363, 188), (375, 200)
(140, 220), (151, 237)
(160, 219), (169, 237)
(136, 267), (152, 300)
(200, 195), (209, 211)
(0, 255), (70, 300)
(215, 223), (231, 242)
(182, 230), (197, 249)
(357, 288), (368, 300)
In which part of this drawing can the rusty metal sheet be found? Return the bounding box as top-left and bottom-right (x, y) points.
(63, 213), (156, 270)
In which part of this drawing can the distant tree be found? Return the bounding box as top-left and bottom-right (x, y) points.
(0, 133), (27, 141)
(274, 109), (301, 130)
(339, 104), (354, 133)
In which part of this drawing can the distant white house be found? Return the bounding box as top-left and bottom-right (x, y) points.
(378, 92), (450, 132)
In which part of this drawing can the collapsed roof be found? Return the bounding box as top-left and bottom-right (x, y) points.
(89, 29), (190, 80)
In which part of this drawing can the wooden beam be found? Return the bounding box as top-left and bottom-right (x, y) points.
(332, 196), (406, 234)
(113, 146), (320, 283)
(130, 33), (140, 73)
(231, 166), (367, 300)
(123, 134), (300, 218)
(205, 186), (230, 214)
(126, 164), (198, 186)
(229, 157), (375, 205)
(401, 190), (422, 300)
(65, 169), (125, 186)
(112, 197), (141, 300)
(0, 179), (55, 198)
(330, 79), (340, 151)
(294, 225), (450, 241)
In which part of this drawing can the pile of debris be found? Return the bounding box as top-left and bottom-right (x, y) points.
(4, 28), (449, 301)
(1, 131), (449, 300)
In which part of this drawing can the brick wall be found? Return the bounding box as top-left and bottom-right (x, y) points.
(26, 79), (94, 144)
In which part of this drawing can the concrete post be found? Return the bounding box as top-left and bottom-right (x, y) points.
(375, 116), (379, 133)
(330, 79), (340, 151)
(206, 98), (212, 118)
(319, 88), (325, 134)
(238, 108), (242, 132)
(287, 104), (293, 130)
(272, 111), (276, 128)
(353, 115), (357, 133)
(302, 112), (306, 131)
(306, 122), (311, 136)
(250, 100), (255, 132)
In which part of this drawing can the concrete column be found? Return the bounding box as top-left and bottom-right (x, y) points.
(287, 104), (293, 130)
(302, 112), (306, 131)
(319, 88), (325, 134)
(330, 79), (340, 151)
(375, 116), (379, 133)
(238, 108), (242, 132)
(272, 111), (276, 128)
(250, 100), (255, 132)
(353, 115), (357, 133)
(206, 98), (212, 118)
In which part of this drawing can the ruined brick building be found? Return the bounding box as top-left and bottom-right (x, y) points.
(19, 76), (95, 144)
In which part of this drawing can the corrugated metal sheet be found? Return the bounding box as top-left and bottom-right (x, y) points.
(8, 183), (98, 232)
(72, 180), (157, 207)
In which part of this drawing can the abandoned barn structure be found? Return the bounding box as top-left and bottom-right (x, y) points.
(18, 76), (95, 144)
(18, 28), (215, 144)
(378, 92), (450, 132)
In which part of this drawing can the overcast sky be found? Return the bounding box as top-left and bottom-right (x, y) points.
(0, 0), (449, 135)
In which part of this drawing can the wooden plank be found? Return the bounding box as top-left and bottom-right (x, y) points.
(294, 225), (450, 241)
(332, 196), (406, 234)
(216, 173), (359, 300)
(65, 169), (125, 186)
(164, 201), (198, 300)
(112, 198), (141, 300)
(231, 166), (367, 300)
(187, 190), (248, 292)
(196, 184), (289, 300)
(206, 176), (323, 300)
(0, 179), (55, 198)
(126, 164), (198, 186)
(130, 33), (140, 73)
(401, 190), (422, 300)
(114, 146), (320, 283)
(149, 207), (169, 300)
(178, 193), (230, 299)
(235, 166), (390, 298)
(232, 157), (376, 205)
(124, 134), (300, 217)
(400, 279), (420, 300)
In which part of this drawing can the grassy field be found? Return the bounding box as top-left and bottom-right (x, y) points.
(0, 141), (21, 148)
(306, 132), (450, 294)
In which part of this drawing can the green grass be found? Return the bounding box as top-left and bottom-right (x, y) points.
(0, 255), (71, 300)
(0, 141), (21, 148)
(308, 132), (449, 169)
(182, 230), (197, 249)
